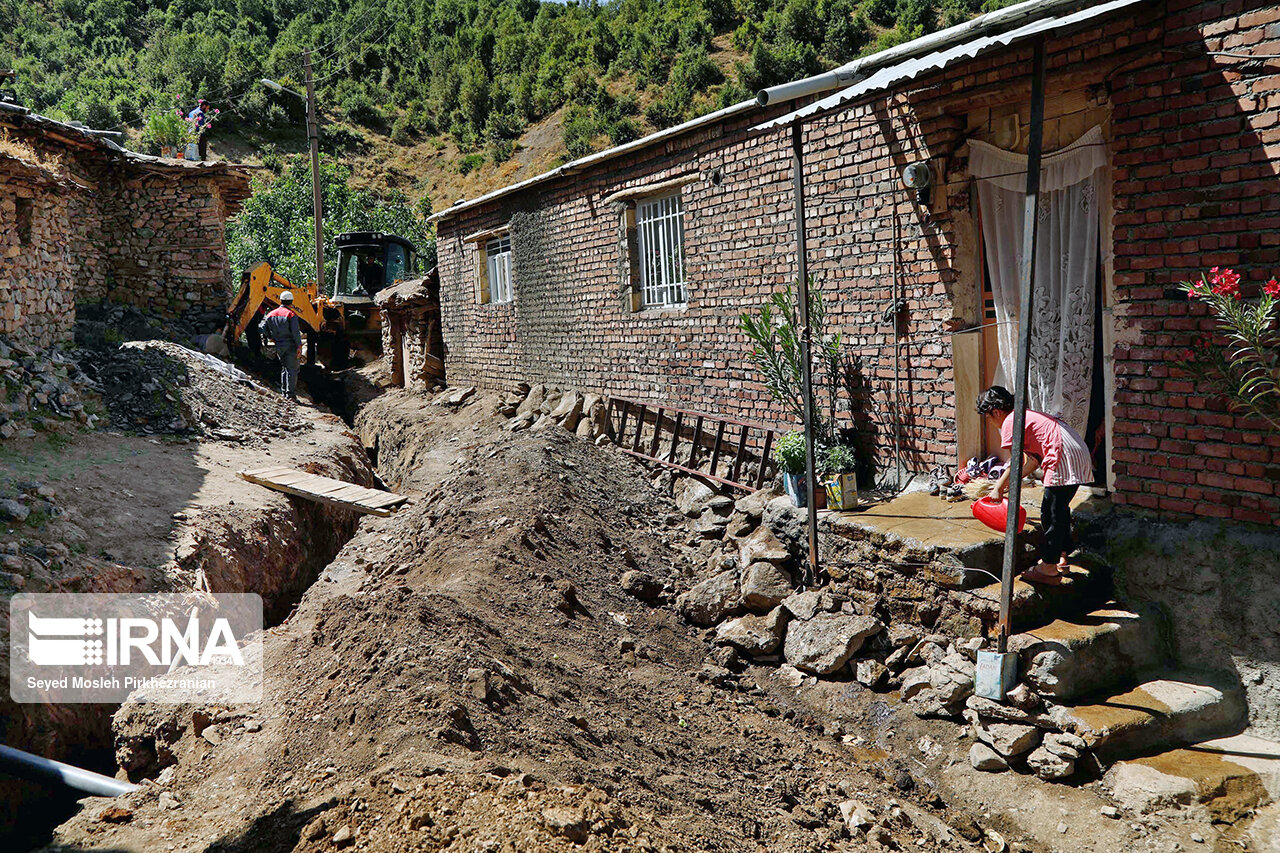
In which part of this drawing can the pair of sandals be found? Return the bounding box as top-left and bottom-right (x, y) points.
(1020, 560), (1071, 586)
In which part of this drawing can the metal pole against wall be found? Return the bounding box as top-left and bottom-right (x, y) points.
(791, 120), (821, 586)
(997, 35), (1047, 654)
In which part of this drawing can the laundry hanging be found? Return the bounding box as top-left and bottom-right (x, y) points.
(970, 125), (1107, 438)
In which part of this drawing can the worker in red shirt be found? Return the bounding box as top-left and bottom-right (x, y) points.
(261, 292), (303, 401)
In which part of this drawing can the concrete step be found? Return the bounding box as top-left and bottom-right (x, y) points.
(1104, 734), (1280, 821)
(953, 553), (1113, 631)
(1050, 673), (1247, 763)
(1009, 602), (1170, 701)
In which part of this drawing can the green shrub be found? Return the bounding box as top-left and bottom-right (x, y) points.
(773, 430), (808, 475)
(390, 116), (414, 146)
(457, 152), (485, 174)
(822, 443), (859, 476)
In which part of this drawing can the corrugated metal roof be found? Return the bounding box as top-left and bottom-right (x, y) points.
(753, 0), (1148, 131)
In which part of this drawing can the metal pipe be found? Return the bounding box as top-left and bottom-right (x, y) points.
(0, 744), (139, 798)
(791, 120), (821, 587)
(997, 35), (1048, 655)
(891, 200), (905, 488)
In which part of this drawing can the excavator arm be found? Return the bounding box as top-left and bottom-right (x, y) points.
(227, 262), (326, 342)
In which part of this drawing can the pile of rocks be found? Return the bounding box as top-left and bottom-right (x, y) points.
(636, 474), (1106, 786)
(76, 340), (309, 439)
(0, 334), (96, 439)
(494, 384), (611, 444)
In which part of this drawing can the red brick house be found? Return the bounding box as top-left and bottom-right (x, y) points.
(430, 0), (1280, 526)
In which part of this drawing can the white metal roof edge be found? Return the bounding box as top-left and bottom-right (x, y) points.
(752, 0), (1148, 132)
(428, 99), (758, 224)
(753, 0), (1095, 108)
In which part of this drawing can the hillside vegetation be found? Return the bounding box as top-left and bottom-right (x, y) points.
(2, 0), (1007, 219)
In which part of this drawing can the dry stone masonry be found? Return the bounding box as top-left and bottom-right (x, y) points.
(0, 109), (250, 351)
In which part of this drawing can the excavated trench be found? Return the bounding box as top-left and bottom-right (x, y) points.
(1, 429), (377, 850)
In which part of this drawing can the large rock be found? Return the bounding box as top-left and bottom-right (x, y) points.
(763, 496), (805, 556)
(676, 571), (741, 626)
(550, 391), (584, 430)
(715, 607), (789, 656)
(516, 384), (546, 418)
(738, 525), (790, 566)
(674, 478), (717, 518)
(783, 613), (884, 676)
(538, 388), (563, 415)
(620, 570), (662, 602)
(739, 561), (793, 612)
(900, 666), (933, 700)
(974, 719), (1042, 758)
(734, 488), (777, 523)
(782, 589), (841, 621)
(855, 659), (888, 688)
(1026, 745), (1075, 781)
(969, 742), (1009, 772)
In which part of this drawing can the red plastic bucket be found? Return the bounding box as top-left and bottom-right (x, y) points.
(971, 496), (1027, 533)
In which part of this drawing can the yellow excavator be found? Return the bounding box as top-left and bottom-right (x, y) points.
(227, 231), (422, 368)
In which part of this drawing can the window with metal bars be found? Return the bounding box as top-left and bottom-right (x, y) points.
(484, 235), (513, 304)
(635, 193), (686, 308)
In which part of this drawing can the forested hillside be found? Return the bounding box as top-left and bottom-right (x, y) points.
(1, 0), (1004, 209)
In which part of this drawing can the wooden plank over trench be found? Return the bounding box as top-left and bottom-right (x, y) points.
(238, 467), (409, 516)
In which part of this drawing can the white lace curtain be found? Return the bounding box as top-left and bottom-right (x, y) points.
(971, 125), (1107, 438)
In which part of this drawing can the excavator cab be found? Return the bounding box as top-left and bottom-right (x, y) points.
(328, 231), (419, 363)
(333, 231), (419, 305)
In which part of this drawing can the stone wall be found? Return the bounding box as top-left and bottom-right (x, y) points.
(435, 0), (1280, 524)
(0, 158), (80, 348)
(79, 164), (236, 320)
(1082, 511), (1280, 741)
(0, 114), (249, 347)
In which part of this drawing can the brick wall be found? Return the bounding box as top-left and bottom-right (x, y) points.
(436, 1), (1280, 525)
(1103, 0), (1280, 523)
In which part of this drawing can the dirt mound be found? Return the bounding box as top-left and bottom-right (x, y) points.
(76, 340), (311, 440)
(46, 404), (980, 853)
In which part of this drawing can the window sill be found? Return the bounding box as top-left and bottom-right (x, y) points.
(634, 302), (689, 317)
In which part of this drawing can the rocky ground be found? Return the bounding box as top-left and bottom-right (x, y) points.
(34, 387), (1276, 853)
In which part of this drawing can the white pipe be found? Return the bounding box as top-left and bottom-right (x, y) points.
(0, 744), (139, 798)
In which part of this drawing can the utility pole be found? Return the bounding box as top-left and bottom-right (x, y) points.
(303, 49), (324, 366)
(303, 49), (324, 296)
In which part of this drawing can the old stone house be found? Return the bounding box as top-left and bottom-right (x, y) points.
(430, 0), (1280, 530)
(376, 269), (445, 391)
(0, 103), (251, 349)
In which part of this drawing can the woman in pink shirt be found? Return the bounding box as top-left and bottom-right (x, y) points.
(976, 386), (1094, 584)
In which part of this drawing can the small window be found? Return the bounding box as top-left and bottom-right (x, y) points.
(484, 235), (513, 304)
(15, 197), (33, 246)
(386, 243), (408, 283)
(636, 193), (686, 308)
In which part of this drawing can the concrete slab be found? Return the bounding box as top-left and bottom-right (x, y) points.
(1010, 602), (1169, 701)
(954, 554), (1114, 630)
(1054, 674), (1247, 761)
(1104, 733), (1280, 820)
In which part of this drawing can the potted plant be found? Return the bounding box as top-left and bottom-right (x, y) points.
(143, 109), (188, 158)
(822, 443), (860, 511)
(774, 430), (808, 507)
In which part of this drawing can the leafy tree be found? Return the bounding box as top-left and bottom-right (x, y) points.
(227, 155), (434, 288)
